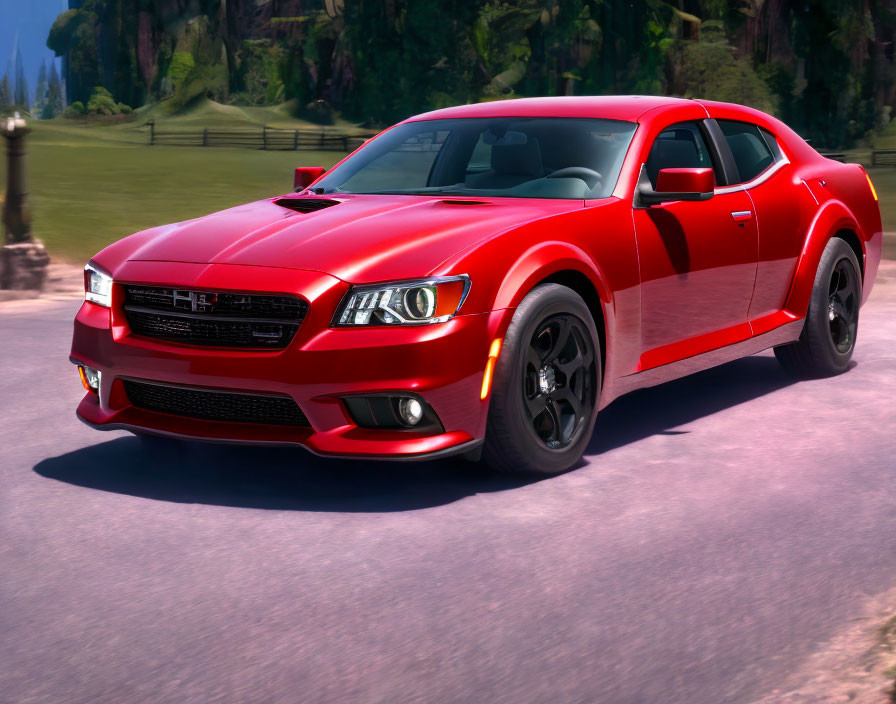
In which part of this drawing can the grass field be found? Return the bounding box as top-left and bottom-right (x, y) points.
(0, 119), (345, 262)
(1, 113), (895, 264)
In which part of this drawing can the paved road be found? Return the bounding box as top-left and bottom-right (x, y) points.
(2, 264), (895, 704)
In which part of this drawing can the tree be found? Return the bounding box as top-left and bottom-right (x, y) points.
(33, 60), (48, 116)
(42, 62), (64, 119)
(14, 47), (29, 109)
(0, 74), (11, 112)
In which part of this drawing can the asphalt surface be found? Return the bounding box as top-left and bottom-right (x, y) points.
(2, 263), (895, 704)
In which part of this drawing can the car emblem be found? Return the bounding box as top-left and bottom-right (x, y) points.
(173, 290), (217, 313)
(193, 292), (218, 313)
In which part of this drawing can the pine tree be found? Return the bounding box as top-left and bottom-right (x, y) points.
(34, 59), (48, 116)
(14, 47), (28, 109)
(0, 74), (11, 111)
(43, 62), (64, 119)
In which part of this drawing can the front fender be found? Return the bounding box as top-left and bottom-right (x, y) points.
(493, 241), (612, 313)
(784, 199), (864, 318)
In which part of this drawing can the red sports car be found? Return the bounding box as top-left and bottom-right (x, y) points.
(71, 96), (882, 474)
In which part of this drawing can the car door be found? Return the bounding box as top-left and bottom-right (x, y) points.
(713, 120), (804, 332)
(632, 120), (759, 369)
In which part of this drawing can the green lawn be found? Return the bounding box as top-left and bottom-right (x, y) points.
(0, 121), (344, 263)
(867, 167), (896, 230)
(2, 119), (895, 264)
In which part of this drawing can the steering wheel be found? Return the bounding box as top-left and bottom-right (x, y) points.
(546, 167), (602, 189)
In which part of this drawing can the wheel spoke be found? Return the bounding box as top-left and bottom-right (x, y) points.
(546, 317), (572, 363)
(523, 390), (546, 419)
(555, 345), (582, 378)
(545, 398), (563, 444)
(555, 385), (584, 420)
(836, 264), (850, 293)
(525, 343), (543, 372)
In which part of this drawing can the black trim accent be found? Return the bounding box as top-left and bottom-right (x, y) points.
(122, 378), (310, 427)
(702, 118), (739, 186)
(123, 305), (301, 327)
(76, 413), (481, 463)
(342, 392), (444, 433)
(634, 164), (713, 208)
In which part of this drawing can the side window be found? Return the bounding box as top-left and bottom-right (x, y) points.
(759, 127), (783, 161)
(718, 120), (775, 183)
(645, 122), (715, 188)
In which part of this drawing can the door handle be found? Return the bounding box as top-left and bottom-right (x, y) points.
(731, 210), (753, 224)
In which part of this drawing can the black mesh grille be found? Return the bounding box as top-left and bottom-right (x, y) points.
(123, 286), (307, 348)
(123, 380), (309, 426)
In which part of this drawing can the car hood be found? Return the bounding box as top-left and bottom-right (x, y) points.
(123, 194), (583, 283)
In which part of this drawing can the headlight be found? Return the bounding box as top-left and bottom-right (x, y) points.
(333, 275), (470, 326)
(84, 262), (113, 307)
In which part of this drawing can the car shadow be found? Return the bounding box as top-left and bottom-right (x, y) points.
(35, 353), (805, 512)
(33, 437), (540, 513)
(587, 354), (799, 455)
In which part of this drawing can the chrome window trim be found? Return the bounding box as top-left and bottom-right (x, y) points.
(714, 155), (790, 195)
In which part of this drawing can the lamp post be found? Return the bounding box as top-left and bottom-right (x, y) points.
(1, 113), (48, 290)
(2, 112), (32, 243)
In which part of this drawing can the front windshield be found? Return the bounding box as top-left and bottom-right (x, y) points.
(312, 117), (637, 200)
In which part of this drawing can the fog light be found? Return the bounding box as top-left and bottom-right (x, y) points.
(78, 365), (101, 394)
(397, 397), (424, 426)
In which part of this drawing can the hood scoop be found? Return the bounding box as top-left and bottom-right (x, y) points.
(438, 199), (490, 206)
(274, 197), (340, 214)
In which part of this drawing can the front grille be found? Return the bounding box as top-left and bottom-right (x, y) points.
(123, 379), (309, 426)
(123, 286), (308, 348)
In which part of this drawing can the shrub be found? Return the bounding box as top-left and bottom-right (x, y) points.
(86, 86), (119, 115)
(64, 101), (85, 117)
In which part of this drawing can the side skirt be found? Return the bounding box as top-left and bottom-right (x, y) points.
(599, 318), (804, 408)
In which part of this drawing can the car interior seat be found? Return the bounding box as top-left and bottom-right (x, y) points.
(465, 138), (544, 189)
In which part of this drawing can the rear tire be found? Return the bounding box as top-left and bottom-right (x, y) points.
(774, 237), (862, 378)
(483, 284), (601, 475)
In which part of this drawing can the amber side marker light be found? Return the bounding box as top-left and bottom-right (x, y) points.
(865, 171), (878, 201)
(480, 338), (503, 400)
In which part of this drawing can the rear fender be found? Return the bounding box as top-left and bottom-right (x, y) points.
(783, 199), (864, 318)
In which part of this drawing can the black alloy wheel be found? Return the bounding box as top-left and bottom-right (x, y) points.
(774, 237), (862, 378)
(827, 258), (859, 354)
(483, 284), (601, 475)
(523, 315), (596, 449)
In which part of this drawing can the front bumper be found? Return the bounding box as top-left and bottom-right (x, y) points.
(70, 262), (505, 460)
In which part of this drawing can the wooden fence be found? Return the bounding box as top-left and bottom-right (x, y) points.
(871, 149), (896, 167)
(147, 122), (375, 151)
(143, 124), (896, 166)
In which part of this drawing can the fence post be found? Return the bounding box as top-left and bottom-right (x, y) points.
(342, 136), (348, 151)
(319, 130), (325, 147)
(202, 127), (208, 147)
(294, 129), (299, 150)
(148, 119), (155, 146)
(263, 125), (268, 150)
(872, 150), (878, 168)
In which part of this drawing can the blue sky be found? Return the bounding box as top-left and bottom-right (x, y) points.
(0, 0), (67, 101)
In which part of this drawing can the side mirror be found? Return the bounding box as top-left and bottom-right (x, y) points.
(294, 166), (326, 191)
(636, 166), (715, 206)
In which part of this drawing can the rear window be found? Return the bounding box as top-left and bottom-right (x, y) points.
(718, 120), (775, 183)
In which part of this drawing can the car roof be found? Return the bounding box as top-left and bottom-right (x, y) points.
(405, 95), (701, 123)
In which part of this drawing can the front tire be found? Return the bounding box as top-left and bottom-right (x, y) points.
(483, 284), (601, 475)
(774, 237), (862, 378)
